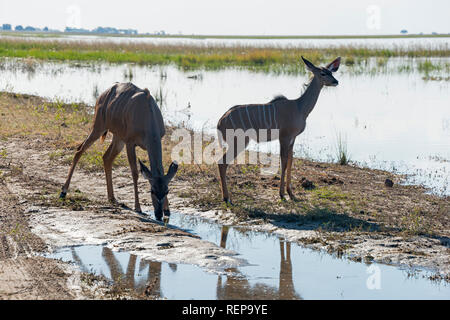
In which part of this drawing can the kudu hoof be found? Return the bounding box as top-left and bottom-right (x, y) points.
(108, 198), (118, 205)
(163, 216), (170, 226)
(223, 198), (234, 206)
(155, 213), (163, 222)
(59, 191), (67, 199)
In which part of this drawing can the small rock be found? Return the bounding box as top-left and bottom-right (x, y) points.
(385, 179), (394, 188)
(157, 242), (174, 250)
(301, 178), (315, 190)
(25, 206), (41, 214)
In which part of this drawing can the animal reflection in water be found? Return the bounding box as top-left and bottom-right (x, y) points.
(216, 226), (301, 300)
(69, 229), (301, 299)
(70, 246), (170, 297)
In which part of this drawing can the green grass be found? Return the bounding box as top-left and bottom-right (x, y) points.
(418, 60), (450, 74)
(335, 133), (351, 165)
(0, 38), (448, 74)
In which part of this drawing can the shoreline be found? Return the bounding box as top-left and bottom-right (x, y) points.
(2, 31), (450, 40)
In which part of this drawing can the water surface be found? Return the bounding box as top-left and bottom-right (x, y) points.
(47, 212), (450, 300)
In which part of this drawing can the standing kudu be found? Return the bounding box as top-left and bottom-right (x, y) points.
(60, 82), (178, 221)
(217, 56), (340, 203)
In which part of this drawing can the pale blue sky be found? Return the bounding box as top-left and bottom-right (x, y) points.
(0, 0), (449, 35)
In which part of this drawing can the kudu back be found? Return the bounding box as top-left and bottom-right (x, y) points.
(60, 82), (178, 221)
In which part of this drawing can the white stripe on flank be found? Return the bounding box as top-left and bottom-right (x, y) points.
(246, 107), (254, 129)
(238, 108), (246, 129)
(263, 105), (269, 128)
(228, 113), (236, 129)
(272, 104), (278, 129)
(267, 105), (272, 128)
(258, 106), (263, 128)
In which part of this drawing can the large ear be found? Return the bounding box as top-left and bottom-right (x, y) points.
(301, 56), (318, 72)
(326, 57), (341, 72)
(138, 159), (152, 181)
(165, 161), (179, 183)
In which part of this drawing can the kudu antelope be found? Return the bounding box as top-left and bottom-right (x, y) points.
(217, 56), (340, 202)
(60, 82), (178, 221)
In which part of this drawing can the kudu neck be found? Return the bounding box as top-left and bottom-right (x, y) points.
(296, 75), (323, 119)
(147, 138), (164, 177)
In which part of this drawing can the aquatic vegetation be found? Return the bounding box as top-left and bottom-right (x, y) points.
(335, 133), (351, 165)
(0, 38), (448, 74)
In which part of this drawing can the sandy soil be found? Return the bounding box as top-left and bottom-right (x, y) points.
(0, 182), (80, 299)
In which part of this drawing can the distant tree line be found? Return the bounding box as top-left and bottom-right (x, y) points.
(65, 26), (138, 35)
(0, 23), (142, 35)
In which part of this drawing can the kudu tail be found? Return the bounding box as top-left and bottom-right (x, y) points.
(100, 131), (108, 144)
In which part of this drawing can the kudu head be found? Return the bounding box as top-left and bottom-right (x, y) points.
(139, 160), (178, 222)
(301, 56), (341, 87)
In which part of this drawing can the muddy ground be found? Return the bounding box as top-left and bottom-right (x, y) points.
(0, 92), (449, 299)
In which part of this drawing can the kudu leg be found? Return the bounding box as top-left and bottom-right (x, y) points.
(279, 139), (291, 200)
(60, 129), (104, 198)
(286, 143), (298, 201)
(218, 162), (230, 202)
(103, 135), (125, 204)
(125, 143), (142, 213)
(218, 137), (249, 204)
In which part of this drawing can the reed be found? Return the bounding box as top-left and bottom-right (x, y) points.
(0, 38), (448, 73)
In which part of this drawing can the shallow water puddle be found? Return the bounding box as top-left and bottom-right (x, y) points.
(47, 212), (450, 299)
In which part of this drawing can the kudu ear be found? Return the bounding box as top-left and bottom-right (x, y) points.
(301, 56), (318, 72)
(326, 57), (341, 73)
(165, 161), (179, 183)
(138, 159), (152, 181)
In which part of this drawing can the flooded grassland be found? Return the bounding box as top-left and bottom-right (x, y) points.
(0, 35), (449, 299)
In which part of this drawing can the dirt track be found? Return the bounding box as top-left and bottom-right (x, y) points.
(0, 182), (76, 299)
